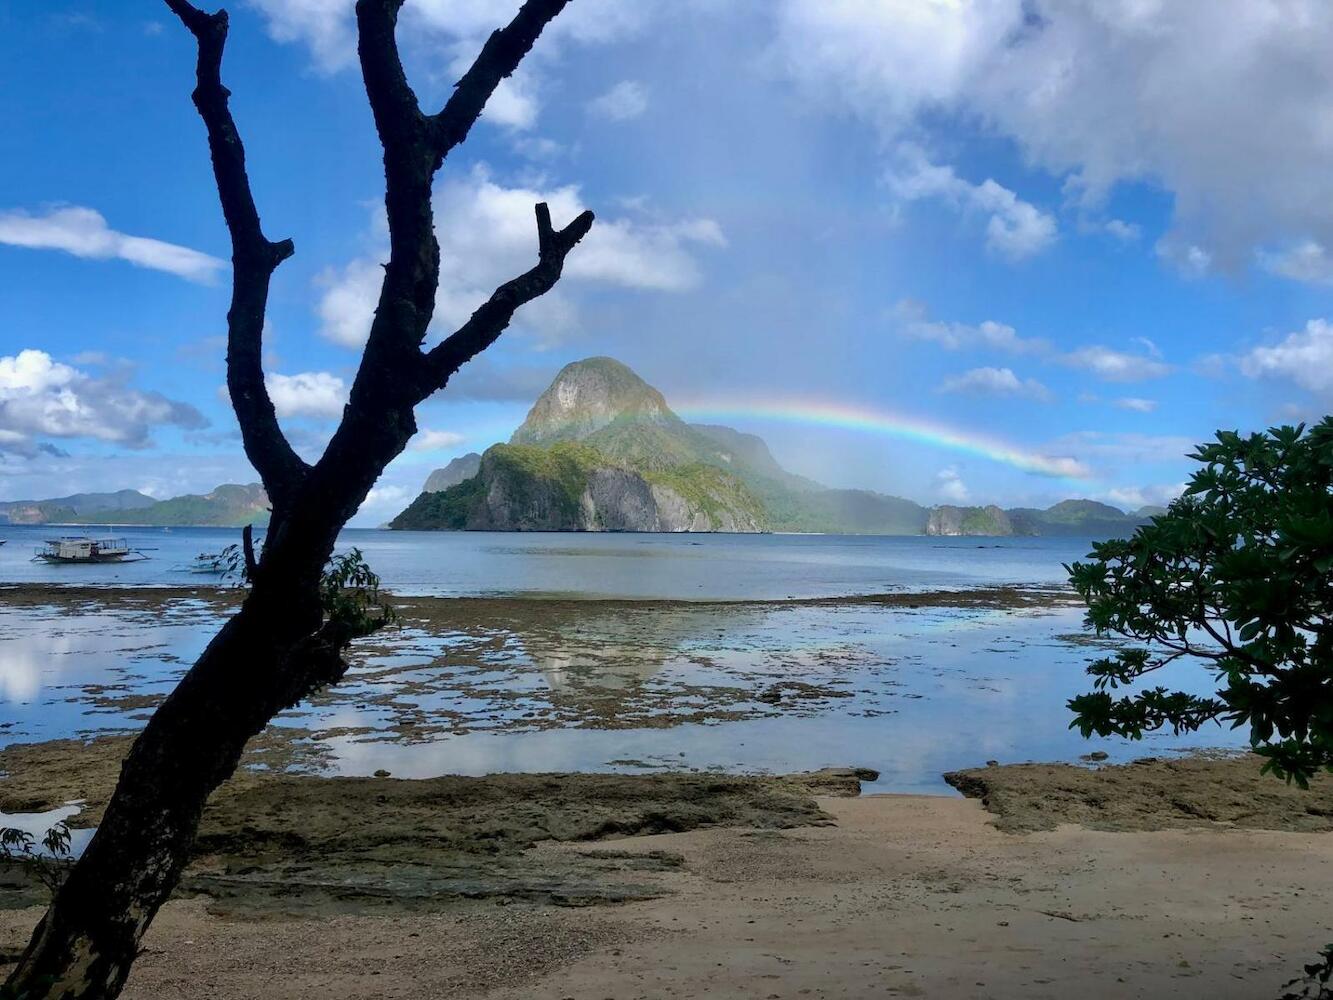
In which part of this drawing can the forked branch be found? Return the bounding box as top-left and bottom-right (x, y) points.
(165, 0), (309, 503)
(429, 0), (573, 158)
(419, 202), (593, 396)
(350, 0), (594, 407)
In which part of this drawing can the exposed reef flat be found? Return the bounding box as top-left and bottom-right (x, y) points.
(945, 753), (1333, 833)
(0, 732), (871, 914)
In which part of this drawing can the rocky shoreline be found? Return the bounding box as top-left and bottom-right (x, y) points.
(3, 743), (1331, 998)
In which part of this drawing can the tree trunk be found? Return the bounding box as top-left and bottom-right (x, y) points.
(3, 511), (346, 999)
(4, 1), (592, 995)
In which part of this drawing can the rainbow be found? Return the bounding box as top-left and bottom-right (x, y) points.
(673, 397), (1091, 480)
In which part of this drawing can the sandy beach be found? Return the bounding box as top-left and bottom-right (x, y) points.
(3, 743), (1332, 999)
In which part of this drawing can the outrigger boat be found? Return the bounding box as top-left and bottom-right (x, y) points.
(32, 536), (148, 564)
(184, 552), (228, 574)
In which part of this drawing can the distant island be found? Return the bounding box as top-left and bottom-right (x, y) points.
(390, 357), (1161, 536)
(0, 484), (270, 528)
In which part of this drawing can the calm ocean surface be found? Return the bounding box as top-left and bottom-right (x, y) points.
(0, 525), (1095, 599)
(0, 525), (1244, 794)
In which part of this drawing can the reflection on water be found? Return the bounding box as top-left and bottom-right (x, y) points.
(0, 600), (220, 739)
(0, 593), (1246, 793)
(0, 803), (95, 857)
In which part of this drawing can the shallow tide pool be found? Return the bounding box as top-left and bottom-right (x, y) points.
(0, 592), (1245, 793)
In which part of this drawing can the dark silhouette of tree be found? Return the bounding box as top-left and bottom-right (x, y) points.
(1068, 419), (1333, 785)
(3, 2), (592, 996)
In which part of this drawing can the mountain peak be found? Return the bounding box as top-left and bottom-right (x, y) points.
(510, 357), (679, 446)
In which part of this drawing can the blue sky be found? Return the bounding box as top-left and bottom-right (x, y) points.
(2, 0), (1331, 525)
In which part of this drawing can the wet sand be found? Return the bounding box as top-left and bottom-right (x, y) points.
(2, 746), (1333, 997)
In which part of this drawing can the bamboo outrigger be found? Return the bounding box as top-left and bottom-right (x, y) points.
(32, 537), (148, 564)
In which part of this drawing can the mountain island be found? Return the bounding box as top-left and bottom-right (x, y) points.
(390, 357), (1157, 536)
(0, 484), (271, 528)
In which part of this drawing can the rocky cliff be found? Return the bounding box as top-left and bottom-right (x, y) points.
(391, 442), (765, 532)
(423, 453), (481, 493)
(395, 356), (1151, 539)
(926, 504), (1014, 536)
(392, 359), (771, 533)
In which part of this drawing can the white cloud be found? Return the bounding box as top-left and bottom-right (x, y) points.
(356, 483), (413, 523)
(774, 0), (1333, 277)
(410, 429), (466, 452)
(1104, 219), (1141, 242)
(1155, 239), (1212, 279)
(1239, 318), (1333, 396)
(886, 149), (1056, 259)
(246, 0), (355, 71)
(1114, 397), (1157, 413)
(0, 205), (224, 283)
(1105, 483), (1186, 510)
(1039, 455), (1095, 480)
(588, 80), (648, 121)
(0, 349), (205, 453)
(482, 74), (540, 131)
(265, 371), (348, 419)
(1258, 241), (1333, 285)
(936, 467), (969, 502)
(939, 366), (1051, 400)
(317, 167), (725, 347)
(1051, 431), (1196, 464)
(251, 0), (665, 70)
(892, 300), (1047, 354)
(897, 303), (1172, 394)
(1062, 346), (1170, 382)
(317, 258), (384, 349)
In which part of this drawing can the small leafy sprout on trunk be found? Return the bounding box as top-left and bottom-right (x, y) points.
(320, 547), (396, 638)
(0, 822), (74, 895)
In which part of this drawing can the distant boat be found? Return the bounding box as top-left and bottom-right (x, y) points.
(183, 552), (228, 575)
(32, 537), (148, 564)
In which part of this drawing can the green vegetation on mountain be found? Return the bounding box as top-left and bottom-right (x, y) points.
(81, 484), (269, 527)
(927, 504), (1013, 536)
(0, 490), (156, 525)
(0, 485), (268, 527)
(392, 357), (931, 534)
(642, 462), (768, 526)
(391, 439), (767, 532)
(1006, 499), (1145, 537)
(393, 359), (772, 532)
(392, 356), (1153, 538)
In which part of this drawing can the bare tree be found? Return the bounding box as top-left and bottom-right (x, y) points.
(3, 2), (592, 996)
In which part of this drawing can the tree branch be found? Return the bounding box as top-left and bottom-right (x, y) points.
(429, 0), (573, 159)
(354, 0), (426, 156)
(344, 0), (592, 414)
(418, 202), (593, 397)
(165, 0), (309, 503)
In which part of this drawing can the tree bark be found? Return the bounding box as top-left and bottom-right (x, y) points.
(4, 2), (591, 997)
